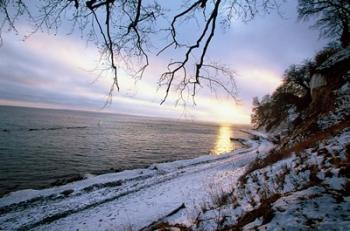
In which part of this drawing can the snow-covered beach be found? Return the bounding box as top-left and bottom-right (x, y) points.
(0, 130), (273, 230)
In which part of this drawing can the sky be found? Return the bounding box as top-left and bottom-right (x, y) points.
(0, 1), (329, 124)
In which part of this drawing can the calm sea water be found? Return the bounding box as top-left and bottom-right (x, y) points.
(0, 106), (249, 195)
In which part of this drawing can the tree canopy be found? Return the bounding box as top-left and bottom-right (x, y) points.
(298, 0), (350, 48)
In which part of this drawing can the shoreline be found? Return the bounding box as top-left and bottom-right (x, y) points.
(0, 129), (251, 198)
(0, 129), (257, 201)
(0, 130), (271, 230)
(0, 105), (251, 197)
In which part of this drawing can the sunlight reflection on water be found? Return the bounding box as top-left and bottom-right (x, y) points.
(211, 125), (235, 155)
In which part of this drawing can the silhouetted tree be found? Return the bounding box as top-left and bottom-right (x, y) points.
(298, 0), (350, 48)
(282, 60), (315, 105)
(0, 0), (282, 104)
(314, 42), (342, 66)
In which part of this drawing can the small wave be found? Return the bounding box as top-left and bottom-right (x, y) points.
(27, 126), (88, 132)
(66, 126), (87, 130)
(1, 126), (87, 133)
(28, 128), (60, 131)
(50, 174), (85, 187)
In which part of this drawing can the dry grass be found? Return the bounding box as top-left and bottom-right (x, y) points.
(224, 194), (281, 231)
(240, 119), (350, 184)
(142, 222), (191, 231)
(208, 188), (233, 209)
(275, 165), (289, 190)
(308, 165), (322, 185)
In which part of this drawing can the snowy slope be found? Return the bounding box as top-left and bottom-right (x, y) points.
(168, 128), (350, 230)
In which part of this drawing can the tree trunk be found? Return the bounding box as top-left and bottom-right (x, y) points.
(341, 21), (350, 48)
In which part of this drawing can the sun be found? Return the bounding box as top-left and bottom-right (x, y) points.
(208, 101), (249, 125)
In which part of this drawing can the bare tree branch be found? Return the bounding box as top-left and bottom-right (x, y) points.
(0, 0), (282, 105)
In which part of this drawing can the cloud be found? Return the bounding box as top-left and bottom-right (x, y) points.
(0, 1), (329, 124)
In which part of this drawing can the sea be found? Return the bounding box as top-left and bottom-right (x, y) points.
(0, 106), (249, 196)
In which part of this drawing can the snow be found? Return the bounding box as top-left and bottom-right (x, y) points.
(287, 106), (298, 123)
(258, 187), (350, 230)
(0, 130), (273, 231)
